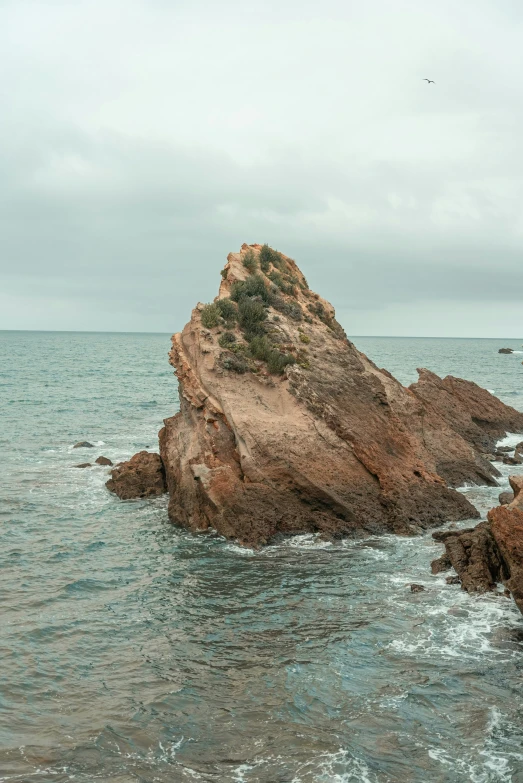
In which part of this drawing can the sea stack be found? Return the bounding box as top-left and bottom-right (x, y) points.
(156, 244), (523, 547)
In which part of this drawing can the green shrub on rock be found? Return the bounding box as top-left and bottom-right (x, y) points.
(230, 275), (273, 305)
(216, 297), (238, 325)
(238, 298), (267, 336)
(267, 351), (295, 375)
(201, 303), (220, 328)
(259, 244), (284, 272)
(219, 351), (249, 373)
(242, 250), (257, 273)
(218, 331), (237, 348)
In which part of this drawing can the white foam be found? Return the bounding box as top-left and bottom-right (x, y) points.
(497, 432), (523, 448)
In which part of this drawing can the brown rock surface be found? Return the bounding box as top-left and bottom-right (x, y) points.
(431, 523), (508, 593)
(410, 370), (523, 455)
(106, 451), (167, 500)
(95, 456), (113, 466)
(157, 244), (523, 547)
(507, 475), (523, 511)
(488, 506), (523, 614)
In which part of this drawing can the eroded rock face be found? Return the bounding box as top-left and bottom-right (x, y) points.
(157, 244), (523, 547)
(106, 451), (167, 500)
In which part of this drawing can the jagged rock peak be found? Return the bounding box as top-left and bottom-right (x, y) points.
(155, 244), (523, 547)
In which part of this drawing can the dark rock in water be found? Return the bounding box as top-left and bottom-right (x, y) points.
(446, 575), (461, 585)
(434, 522), (508, 593)
(515, 441), (523, 453)
(498, 348), (514, 354)
(95, 456), (113, 466)
(497, 445), (515, 453)
(75, 463), (92, 468)
(431, 554), (452, 574)
(499, 491), (515, 506)
(410, 583), (425, 592)
(503, 454), (523, 466)
(106, 451), (167, 500)
(73, 441), (94, 449)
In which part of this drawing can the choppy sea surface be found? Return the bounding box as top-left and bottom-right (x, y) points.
(1, 331), (523, 783)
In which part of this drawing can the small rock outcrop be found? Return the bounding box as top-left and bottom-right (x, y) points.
(431, 524), (508, 593)
(498, 348), (514, 354)
(106, 451), (167, 500)
(431, 477), (523, 615)
(157, 244), (523, 547)
(409, 370), (523, 456)
(95, 456), (113, 466)
(73, 441), (94, 449)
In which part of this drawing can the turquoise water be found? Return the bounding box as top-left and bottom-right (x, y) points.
(1, 331), (523, 783)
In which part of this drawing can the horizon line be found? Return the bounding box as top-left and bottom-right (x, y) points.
(0, 329), (522, 341)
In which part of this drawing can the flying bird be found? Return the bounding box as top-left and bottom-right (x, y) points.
(423, 79), (435, 84)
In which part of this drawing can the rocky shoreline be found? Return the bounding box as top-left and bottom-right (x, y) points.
(105, 244), (523, 613)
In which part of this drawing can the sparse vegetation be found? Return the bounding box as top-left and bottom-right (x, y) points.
(242, 249), (257, 273)
(268, 271), (296, 296)
(218, 331), (237, 348)
(219, 351), (249, 374)
(273, 298), (302, 321)
(299, 333), (310, 344)
(259, 244), (284, 272)
(220, 268), (228, 279)
(267, 350), (295, 375)
(230, 274), (273, 305)
(201, 303), (220, 329)
(238, 297), (267, 337)
(216, 297), (238, 325)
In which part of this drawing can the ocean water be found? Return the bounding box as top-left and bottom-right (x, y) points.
(1, 331), (523, 783)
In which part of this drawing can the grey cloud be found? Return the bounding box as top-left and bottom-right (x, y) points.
(1, 0), (522, 335)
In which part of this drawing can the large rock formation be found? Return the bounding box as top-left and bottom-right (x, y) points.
(157, 244), (523, 547)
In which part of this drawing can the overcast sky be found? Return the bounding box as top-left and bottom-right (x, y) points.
(1, 0), (522, 337)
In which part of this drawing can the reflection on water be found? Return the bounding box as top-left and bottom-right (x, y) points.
(1, 332), (523, 782)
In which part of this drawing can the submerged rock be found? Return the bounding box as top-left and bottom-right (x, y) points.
(410, 584), (425, 592)
(73, 441), (94, 449)
(75, 463), (92, 468)
(156, 244), (523, 547)
(498, 348), (514, 354)
(106, 451), (167, 500)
